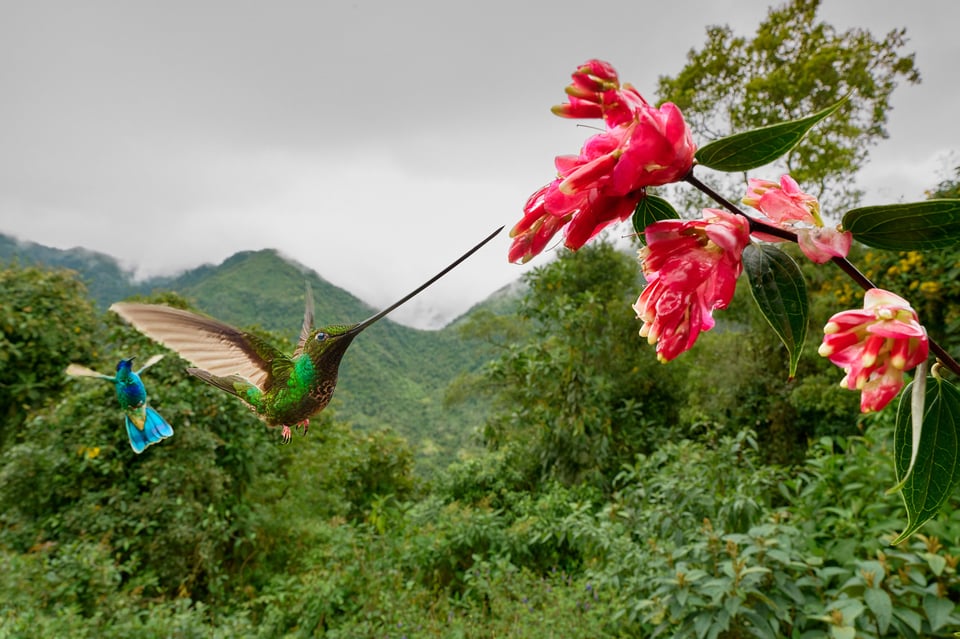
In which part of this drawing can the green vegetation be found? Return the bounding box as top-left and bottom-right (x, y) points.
(0, 264), (100, 447)
(0, 239), (495, 474)
(658, 0), (920, 211)
(2, 4), (956, 633)
(2, 230), (959, 636)
(0, 234), (176, 308)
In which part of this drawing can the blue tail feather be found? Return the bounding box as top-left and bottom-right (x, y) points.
(125, 407), (174, 454)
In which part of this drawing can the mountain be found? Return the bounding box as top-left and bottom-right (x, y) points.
(0, 234), (175, 307)
(1, 233), (520, 471)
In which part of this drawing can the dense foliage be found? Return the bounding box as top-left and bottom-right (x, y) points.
(0, 264), (99, 447)
(468, 243), (684, 489)
(1, 245), (958, 637)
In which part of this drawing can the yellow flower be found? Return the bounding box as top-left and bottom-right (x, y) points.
(78, 445), (101, 459)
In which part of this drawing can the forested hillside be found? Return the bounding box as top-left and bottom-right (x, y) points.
(2, 234), (959, 637)
(0, 234), (504, 471)
(0, 233), (175, 305)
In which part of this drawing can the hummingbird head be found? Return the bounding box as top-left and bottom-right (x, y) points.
(302, 324), (362, 366)
(115, 358), (135, 379)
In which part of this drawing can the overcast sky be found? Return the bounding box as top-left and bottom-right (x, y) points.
(2, 1), (958, 328)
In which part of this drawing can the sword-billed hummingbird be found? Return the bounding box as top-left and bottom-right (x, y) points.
(110, 226), (502, 442)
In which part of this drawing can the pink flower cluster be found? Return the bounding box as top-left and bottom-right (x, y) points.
(631, 174), (859, 363)
(743, 175), (851, 264)
(512, 60), (928, 415)
(509, 60), (696, 264)
(633, 208), (750, 362)
(819, 289), (928, 412)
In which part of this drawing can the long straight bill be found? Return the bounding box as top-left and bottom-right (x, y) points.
(347, 226), (504, 335)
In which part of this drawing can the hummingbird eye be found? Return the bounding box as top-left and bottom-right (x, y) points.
(315, 331), (329, 342)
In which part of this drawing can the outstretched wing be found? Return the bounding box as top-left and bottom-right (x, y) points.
(110, 303), (286, 391)
(293, 282), (314, 358)
(65, 364), (112, 380)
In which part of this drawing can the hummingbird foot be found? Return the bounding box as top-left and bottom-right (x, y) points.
(280, 425), (292, 444)
(295, 419), (310, 436)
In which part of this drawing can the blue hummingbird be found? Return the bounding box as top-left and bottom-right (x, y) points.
(66, 355), (174, 453)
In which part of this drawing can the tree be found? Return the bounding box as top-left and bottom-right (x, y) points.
(0, 288), (296, 604)
(678, 259), (862, 465)
(0, 263), (99, 447)
(472, 243), (684, 489)
(657, 0), (920, 211)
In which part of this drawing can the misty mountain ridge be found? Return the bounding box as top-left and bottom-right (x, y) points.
(0, 232), (514, 329)
(1, 231), (521, 471)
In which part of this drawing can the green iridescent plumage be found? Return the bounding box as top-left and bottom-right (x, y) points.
(110, 227), (502, 442)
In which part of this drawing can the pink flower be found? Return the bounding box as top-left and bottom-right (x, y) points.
(742, 175), (851, 264)
(612, 101), (696, 192)
(508, 182), (572, 264)
(508, 130), (644, 264)
(796, 226), (852, 265)
(818, 289), (929, 413)
(510, 59), (696, 264)
(632, 208), (751, 362)
(551, 59), (647, 128)
(743, 175), (820, 223)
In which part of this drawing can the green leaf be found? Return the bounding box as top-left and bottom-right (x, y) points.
(742, 244), (808, 378)
(829, 626), (855, 639)
(694, 612), (711, 638)
(923, 594), (954, 632)
(842, 199), (960, 250)
(889, 365), (927, 494)
(632, 195), (679, 244)
(923, 552), (947, 576)
(833, 599), (866, 626)
(694, 96), (848, 172)
(864, 588), (892, 635)
(892, 376), (960, 543)
(892, 608), (923, 634)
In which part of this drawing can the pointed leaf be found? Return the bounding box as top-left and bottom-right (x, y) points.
(924, 552), (947, 576)
(889, 364), (927, 494)
(842, 200), (960, 250)
(695, 96), (848, 172)
(892, 376), (960, 543)
(923, 594), (955, 632)
(632, 195), (679, 244)
(864, 588), (892, 636)
(892, 608), (923, 634)
(742, 244), (808, 377)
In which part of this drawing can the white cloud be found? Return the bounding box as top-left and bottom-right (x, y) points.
(2, 0), (958, 328)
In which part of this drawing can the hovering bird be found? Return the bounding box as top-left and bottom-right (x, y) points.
(110, 226), (503, 443)
(66, 355), (174, 453)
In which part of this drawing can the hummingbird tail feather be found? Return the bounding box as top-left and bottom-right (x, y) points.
(125, 408), (173, 454)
